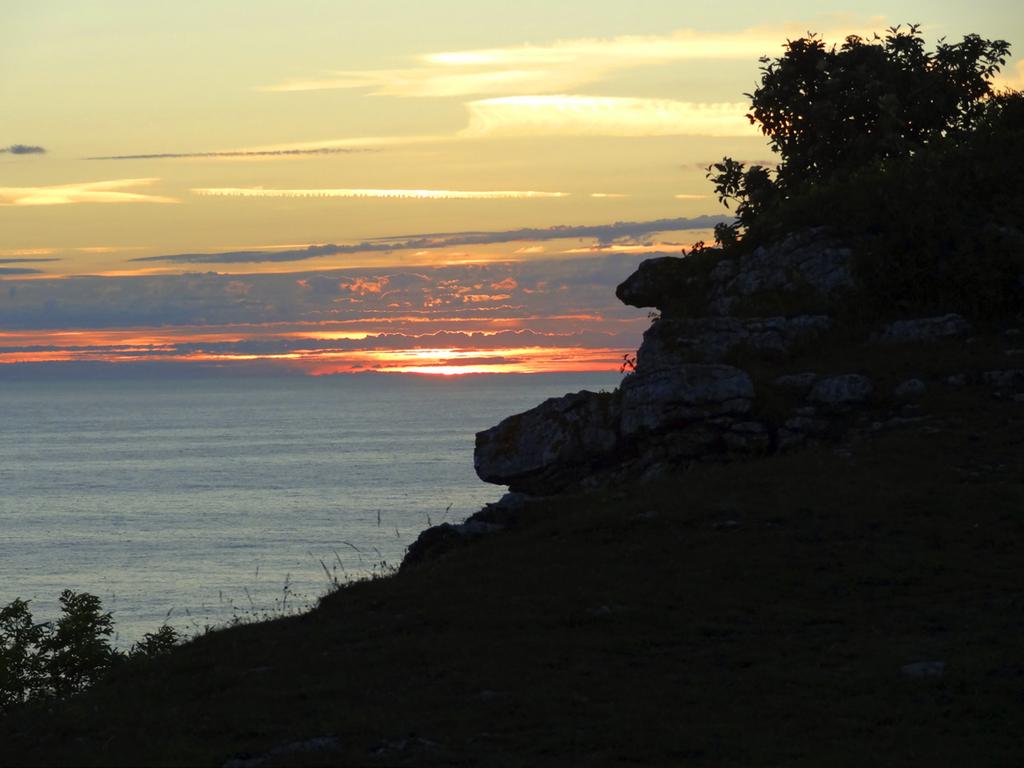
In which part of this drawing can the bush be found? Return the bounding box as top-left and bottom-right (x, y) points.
(0, 591), (180, 713)
(708, 25), (1012, 236)
(702, 24), (1024, 319)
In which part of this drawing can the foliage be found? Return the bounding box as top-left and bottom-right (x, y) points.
(751, 25), (1009, 190)
(41, 590), (117, 697)
(130, 624), (182, 659)
(706, 25), (1013, 246)
(699, 23), (1024, 318)
(0, 599), (47, 710)
(0, 591), (181, 713)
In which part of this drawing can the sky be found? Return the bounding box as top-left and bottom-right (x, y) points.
(2, 1), (1022, 375)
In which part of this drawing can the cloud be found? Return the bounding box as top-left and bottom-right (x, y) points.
(0, 257), (60, 264)
(89, 135), (444, 162)
(0, 253), (658, 330)
(0, 144), (46, 155)
(462, 95), (752, 138)
(260, 18), (884, 97)
(87, 95), (750, 164)
(0, 179), (177, 206)
(0, 267), (44, 275)
(192, 187), (570, 200)
(132, 215), (729, 264)
(87, 147), (370, 161)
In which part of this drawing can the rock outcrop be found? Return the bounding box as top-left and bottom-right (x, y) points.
(474, 391), (619, 495)
(407, 227), (1022, 567)
(473, 230), (867, 497)
(637, 315), (831, 365)
(616, 227), (854, 318)
(877, 314), (971, 344)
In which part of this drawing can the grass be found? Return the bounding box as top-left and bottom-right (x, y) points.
(0, 384), (1021, 766)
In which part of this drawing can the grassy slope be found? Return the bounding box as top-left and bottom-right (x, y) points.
(1, 389), (1022, 767)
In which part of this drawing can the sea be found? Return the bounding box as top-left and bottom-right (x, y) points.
(0, 371), (620, 646)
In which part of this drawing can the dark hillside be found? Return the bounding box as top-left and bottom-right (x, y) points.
(1, 386), (1022, 766)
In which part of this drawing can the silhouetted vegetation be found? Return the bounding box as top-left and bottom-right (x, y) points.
(707, 25), (1024, 318)
(0, 591), (180, 713)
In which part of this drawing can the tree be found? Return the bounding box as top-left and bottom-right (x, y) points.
(708, 25), (1013, 245)
(1, 590), (181, 712)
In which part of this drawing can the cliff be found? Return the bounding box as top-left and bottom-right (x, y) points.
(405, 228), (1023, 566)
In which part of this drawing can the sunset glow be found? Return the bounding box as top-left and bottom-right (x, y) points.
(2, 4), (1019, 376)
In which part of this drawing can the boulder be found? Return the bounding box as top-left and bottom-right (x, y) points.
(982, 369), (1024, 394)
(621, 364), (753, 435)
(893, 378), (926, 400)
(808, 374), (874, 406)
(638, 315), (831, 366)
(708, 228), (855, 315)
(616, 229), (855, 318)
(878, 314), (970, 344)
(773, 372), (819, 393)
(615, 256), (690, 309)
(474, 390), (620, 494)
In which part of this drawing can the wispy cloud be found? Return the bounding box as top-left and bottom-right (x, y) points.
(89, 135), (442, 162)
(87, 95), (749, 163)
(0, 267), (44, 276)
(132, 215), (728, 264)
(0, 144), (46, 155)
(462, 95), (752, 137)
(192, 187), (569, 200)
(0, 257), (60, 264)
(0, 179), (177, 206)
(0, 254), (656, 332)
(260, 18), (883, 97)
(87, 147), (370, 161)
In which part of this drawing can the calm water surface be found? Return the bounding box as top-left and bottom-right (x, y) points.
(0, 372), (619, 644)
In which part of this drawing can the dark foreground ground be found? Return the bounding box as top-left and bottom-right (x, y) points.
(1, 388), (1022, 767)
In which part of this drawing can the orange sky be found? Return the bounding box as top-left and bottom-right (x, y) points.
(2, 4), (1020, 374)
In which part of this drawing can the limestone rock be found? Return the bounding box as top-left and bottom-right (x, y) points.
(474, 390), (620, 494)
(621, 364), (754, 435)
(901, 661), (946, 678)
(637, 315), (831, 366)
(982, 369), (1024, 394)
(878, 314), (970, 344)
(708, 228), (854, 315)
(773, 373), (818, 395)
(894, 378), (926, 400)
(723, 421), (772, 453)
(808, 374), (874, 406)
(615, 256), (690, 309)
(616, 228), (854, 318)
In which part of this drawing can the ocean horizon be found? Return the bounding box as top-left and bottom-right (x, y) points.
(0, 370), (621, 645)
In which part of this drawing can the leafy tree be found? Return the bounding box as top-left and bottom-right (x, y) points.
(0, 591), (181, 712)
(0, 599), (47, 709)
(707, 25), (1013, 244)
(41, 590), (117, 697)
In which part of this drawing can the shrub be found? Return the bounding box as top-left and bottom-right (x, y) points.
(701, 24), (1024, 318)
(708, 25), (1011, 238)
(0, 591), (181, 713)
